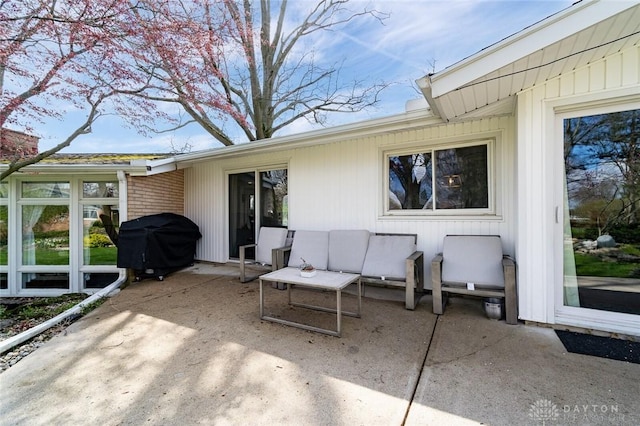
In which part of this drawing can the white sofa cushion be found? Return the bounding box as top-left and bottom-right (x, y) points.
(287, 230), (329, 270)
(255, 227), (288, 264)
(328, 230), (371, 273)
(361, 235), (416, 280)
(441, 235), (504, 288)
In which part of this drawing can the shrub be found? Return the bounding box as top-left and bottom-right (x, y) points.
(84, 234), (113, 248)
(608, 224), (640, 244)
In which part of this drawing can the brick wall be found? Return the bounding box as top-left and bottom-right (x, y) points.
(1, 128), (39, 160)
(127, 170), (185, 219)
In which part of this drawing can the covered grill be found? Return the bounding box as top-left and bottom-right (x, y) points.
(116, 213), (202, 281)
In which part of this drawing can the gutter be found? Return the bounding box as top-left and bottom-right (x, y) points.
(165, 108), (439, 169)
(0, 272), (127, 355)
(416, 74), (446, 122)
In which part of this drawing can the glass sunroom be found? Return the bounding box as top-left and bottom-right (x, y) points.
(1, 171), (130, 296)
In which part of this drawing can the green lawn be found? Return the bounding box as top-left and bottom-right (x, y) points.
(85, 247), (118, 265)
(16, 246), (117, 266)
(574, 252), (640, 278)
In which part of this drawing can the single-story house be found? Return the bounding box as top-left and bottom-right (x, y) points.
(1, 0), (639, 337)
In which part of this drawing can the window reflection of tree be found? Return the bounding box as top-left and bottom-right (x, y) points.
(565, 110), (640, 235)
(389, 144), (488, 210)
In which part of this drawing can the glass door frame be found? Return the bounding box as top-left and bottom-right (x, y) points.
(553, 97), (640, 336)
(227, 164), (288, 261)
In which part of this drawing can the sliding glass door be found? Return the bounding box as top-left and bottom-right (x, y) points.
(562, 108), (640, 316)
(228, 168), (288, 259)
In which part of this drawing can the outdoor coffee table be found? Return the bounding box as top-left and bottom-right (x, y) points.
(259, 267), (362, 337)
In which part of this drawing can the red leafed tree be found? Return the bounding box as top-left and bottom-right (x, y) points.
(129, 0), (388, 146)
(2, 0), (388, 179)
(0, 0), (164, 179)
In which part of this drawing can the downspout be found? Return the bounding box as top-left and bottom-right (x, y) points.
(117, 170), (128, 222)
(0, 274), (127, 354)
(416, 74), (446, 122)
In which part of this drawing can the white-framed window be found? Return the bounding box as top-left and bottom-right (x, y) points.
(80, 180), (119, 268)
(19, 181), (71, 290)
(7, 176), (121, 294)
(384, 139), (494, 216)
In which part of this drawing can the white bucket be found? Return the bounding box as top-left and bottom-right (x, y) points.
(483, 297), (504, 320)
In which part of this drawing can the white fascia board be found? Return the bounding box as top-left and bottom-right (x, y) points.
(131, 157), (178, 176)
(173, 108), (438, 167)
(1, 164), (148, 175)
(426, 0), (636, 98)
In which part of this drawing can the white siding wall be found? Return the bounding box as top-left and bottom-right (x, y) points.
(185, 115), (517, 287)
(516, 45), (640, 325)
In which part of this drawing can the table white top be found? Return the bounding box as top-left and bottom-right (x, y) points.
(259, 267), (360, 290)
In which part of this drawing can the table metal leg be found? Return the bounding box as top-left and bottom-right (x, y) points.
(259, 278), (264, 318)
(259, 276), (361, 337)
(336, 289), (342, 337)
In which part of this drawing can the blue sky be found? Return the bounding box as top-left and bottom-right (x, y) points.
(37, 0), (575, 154)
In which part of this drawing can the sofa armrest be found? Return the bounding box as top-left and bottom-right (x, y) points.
(272, 245), (292, 270)
(431, 253), (444, 314)
(502, 256), (517, 324)
(406, 251), (424, 289)
(431, 254), (443, 278)
(404, 250), (424, 310)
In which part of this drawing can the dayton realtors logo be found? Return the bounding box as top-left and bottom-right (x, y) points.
(529, 399), (560, 424)
(529, 399), (628, 424)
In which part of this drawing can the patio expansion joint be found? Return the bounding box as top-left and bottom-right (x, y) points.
(425, 328), (517, 367)
(400, 313), (440, 425)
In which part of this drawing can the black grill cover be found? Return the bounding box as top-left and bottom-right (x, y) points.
(116, 213), (202, 270)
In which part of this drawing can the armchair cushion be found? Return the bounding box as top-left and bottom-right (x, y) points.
(328, 229), (371, 273)
(255, 227), (288, 264)
(441, 235), (504, 288)
(361, 235), (416, 280)
(287, 230), (329, 270)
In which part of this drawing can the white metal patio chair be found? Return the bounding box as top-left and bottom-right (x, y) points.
(431, 235), (517, 324)
(239, 227), (288, 283)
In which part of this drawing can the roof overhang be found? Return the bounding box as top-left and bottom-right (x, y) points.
(0, 163), (150, 176)
(157, 107), (439, 170)
(417, 0), (640, 122)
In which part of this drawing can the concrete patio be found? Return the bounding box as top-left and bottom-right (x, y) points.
(1, 263), (638, 425)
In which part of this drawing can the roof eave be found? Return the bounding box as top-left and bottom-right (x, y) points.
(170, 108), (440, 168)
(0, 163), (149, 175)
(422, 0), (636, 99)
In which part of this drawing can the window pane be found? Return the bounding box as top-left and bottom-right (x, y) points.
(563, 109), (640, 315)
(435, 145), (488, 209)
(83, 181), (119, 198)
(21, 182), (70, 198)
(22, 272), (69, 289)
(0, 181), (7, 198)
(84, 273), (119, 289)
(83, 205), (118, 265)
(0, 273), (6, 289)
(229, 172), (255, 258)
(389, 153), (432, 209)
(0, 205), (7, 266)
(22, 205), (69, 265)
(260, 169), (288, 227)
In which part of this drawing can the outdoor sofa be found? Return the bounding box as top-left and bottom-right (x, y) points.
(275, 229), (425, 310)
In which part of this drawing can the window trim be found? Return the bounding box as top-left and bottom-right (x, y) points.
(6, 175), (121, 295)
(382, 137), (497, 217)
